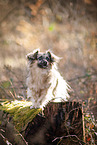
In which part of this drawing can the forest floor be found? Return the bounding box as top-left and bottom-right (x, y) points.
(0, 0), (97, 143)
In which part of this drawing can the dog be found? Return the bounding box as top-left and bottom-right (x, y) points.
(26, 49), (70, 108)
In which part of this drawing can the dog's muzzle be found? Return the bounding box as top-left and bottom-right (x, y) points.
(38, 59), (49, 68)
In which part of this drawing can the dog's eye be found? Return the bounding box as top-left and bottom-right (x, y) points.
(38, 56), (43, 60)
(46, 57), (50, 61)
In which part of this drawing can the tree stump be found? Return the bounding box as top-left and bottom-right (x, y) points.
(25, 102), (83, 145)
(0, 100), (83, 145)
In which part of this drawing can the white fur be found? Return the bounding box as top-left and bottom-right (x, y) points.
(26, 55), (70, 108)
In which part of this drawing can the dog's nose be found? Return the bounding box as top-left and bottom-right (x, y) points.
(38, 60), (48, 68)
(43, 61), (47, 66)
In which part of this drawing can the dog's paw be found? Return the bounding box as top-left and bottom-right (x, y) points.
(30, 105), (34, 109)
(30, 105), (40, 109)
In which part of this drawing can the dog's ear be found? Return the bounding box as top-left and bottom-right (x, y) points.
(26, 49), (40, 60)
(47, 51), (61, 63)
(47, 51), (54, 63)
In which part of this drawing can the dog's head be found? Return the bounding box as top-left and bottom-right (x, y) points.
(26, 49), (60, 69)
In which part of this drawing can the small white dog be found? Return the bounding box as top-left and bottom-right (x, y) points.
(26, 49), (70, 108)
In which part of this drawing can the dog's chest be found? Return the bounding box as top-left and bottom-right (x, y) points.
(28, 64), (50, 91)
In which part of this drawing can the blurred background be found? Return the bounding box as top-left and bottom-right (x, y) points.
(0, 0), (97, 138)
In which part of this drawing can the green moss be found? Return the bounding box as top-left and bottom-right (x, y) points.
(0, 100), (42, 131)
